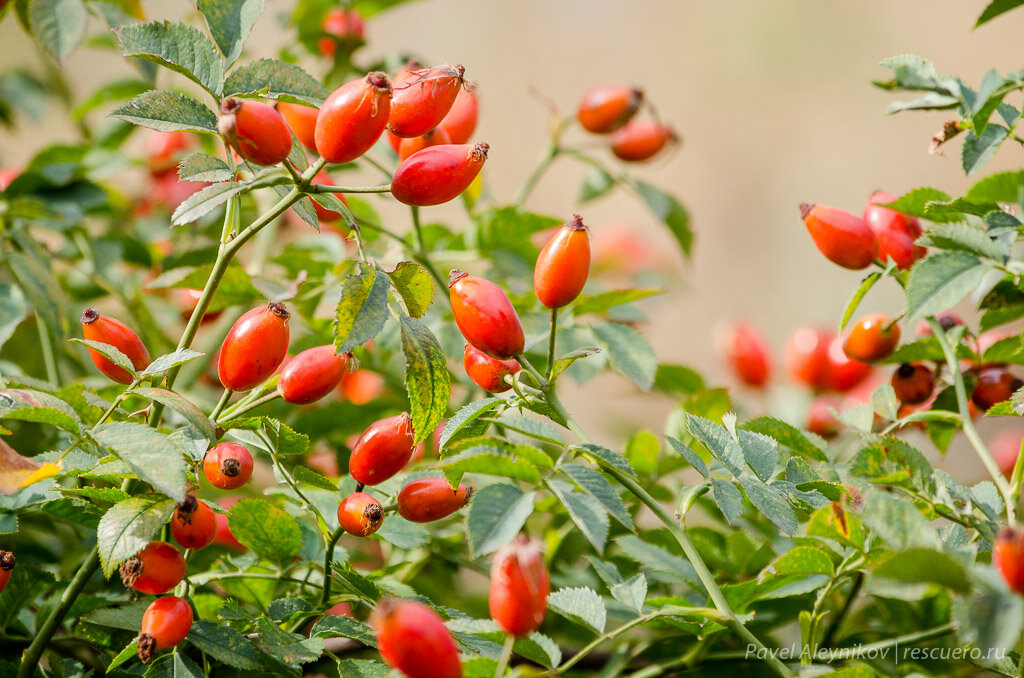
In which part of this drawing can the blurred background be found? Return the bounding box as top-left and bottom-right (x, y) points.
(1, 0), (1022, 475)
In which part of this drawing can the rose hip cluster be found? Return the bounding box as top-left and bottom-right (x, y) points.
(576, 84), (677, 162)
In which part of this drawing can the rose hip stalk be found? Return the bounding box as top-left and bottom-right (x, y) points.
(489, 534), (549, 637)
(80, 308), (151, 384)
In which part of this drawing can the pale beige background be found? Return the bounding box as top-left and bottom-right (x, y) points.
(2, 1), (1023, 465)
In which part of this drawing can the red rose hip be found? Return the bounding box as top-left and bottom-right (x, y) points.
(315, 73), (393, 164)
(218, 98), (293, 166)
(203, 442), (254, 490)
(171, 495), (217, 550)
(81, 308), (151, 384)
(277, 101), (319, 151)
(371, 598), (463, 678)
(463, 343), (521, 393)
(388, 64), (465, 138)
(843, 314), (900, 363)
(279, 345), (351, 404)
(218, 302), (291, 391)
(0, 551), (14, 594)
(577, 84), (643, 134)
(338, 492), (385, 536)
(391, 143), (488, 206)
(397, 477), (473, 523)
(891, 363), (934, 405)
(438, 85), (479, 144)
(995, 526), (1024, 595)
(610, 120), (676, 161)
(489, 534), (549, 637)
(534, 215), (591, 309)
(972, 366), (1023, 412)
(718, 322), (772, 388)
(449, 270), (524, 359)
(120, 541), (186, 595)
(137, 596), (193, 663)
(349, 413), (416, 485)
(800, 203), (878, 270)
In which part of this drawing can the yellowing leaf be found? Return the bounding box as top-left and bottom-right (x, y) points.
(0, 438), (59, 495)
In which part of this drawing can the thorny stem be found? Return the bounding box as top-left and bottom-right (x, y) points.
(541, 388), (794, 677)
(928, 317), (1016, 524)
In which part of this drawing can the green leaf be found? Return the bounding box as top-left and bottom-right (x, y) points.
(977, 0), (1024, 26)
(334, 264), (390, 353)
(610, 573), (647, 613)
(737, 428), (778, 482)
(224, 58), (329, 105)
(0, 285), (27, 351)
(884, 187), (954, 220)
(110, 89), (219, 133)
(549, 347), (601, 382)
(198, 0), (264, 64)
(133, 387), (215, 443)
(634, 181), (693, 256)
(29, 0), (87, 61)
(592, 322), (656, 391)
(871, 383), (900, 421)
(547, 586), (606, 633)
(615, 535), (701, 589)
(171, 176), (288, 225)
(465, 483), (535, 557)
(687, 415), (743, 476)
(178, 151), (233, 182)
(148, 263), (261, 312)
(963, 124), (1009, 175)
(310, 615), (376, 646)
(625, 429), (659, 477)
(114, 21), (225, 97)
(966, 170), (1024, 204)
(740, 476), (798, 535)
(759, 546), (834, 580)
(93, 422), (187, 501)
(559, 463), (634, 530)
(920, 223), (1009, 261)
(547, 479), (609, 552)
(70, 338), (136, 377)
(666, 435), (708, 477)
(580, 166), (616, 202)
(438, 398), (503, 450)
(739, 416), (828, 462)
(106, 639), (138, 672)
(96, 495), (175, 578)
(257, 617), (324, 665)
(228, 498), (302, 566)
(440, 450), (540, 485)
(187, 620), (263, 669)
(387, 262), (434, 318)
(146, 653), (205, 678)
(292, 465), (338, 492)
(139, 349), (204, 378)
(653, 364), (705, 396)
(840, 271), (882, 333)
(857, 490), (938, 550)
(572, 288), (664, 317)
(399, 315), (450, 445)
(575, 443), (636, 478)
(905, 251), (987, 323)
(0, 388), (81, 435)
(6, 250), (66, 342)
(874, 548), (970, 592)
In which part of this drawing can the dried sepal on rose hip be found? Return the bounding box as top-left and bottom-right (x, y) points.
(218, 97), (293, 166)
(489, 534), (549, 637)
(80, 308), (151, 384)
(120, 541), (186, 595)
(371, 598), (463, 678)
(137, 595), (193, 664)
(203, 442), (254, 490)
(0, 550), (15, 594)
(338, 492), (385, 536)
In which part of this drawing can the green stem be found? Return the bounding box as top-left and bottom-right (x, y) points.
(217, 391), (281, 423)
(36, 314), (59, 386)
(321, 526), (345, 606)
(495, 633), (515, 677)
(312, 183), (391, 194)
(209, 389), (233, 421)
(16, 545), (100, 678)
(1011, 435), (1024, 502)
(929, 318), (1016, 524)
(545, 308), (558, 381)
(543, 388), (793, 678)
(516, 144), (559, 205)
(820, 572), (863, 648)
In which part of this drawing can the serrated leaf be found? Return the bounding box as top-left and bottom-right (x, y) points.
(198, 0), (264, 65)
(29, 0), (87, 61)
(592, 322), (656, 391)
(884, 187), (954, 221)
(963, 124), (1009, 175)
(148, 263), (261, 312)
(178, 151), (233, 182)
(0, 388), (81, 435)
(133, 387), (214, 443)
(740, 476), (798, 535)
(171, 179), (271, 225)
(228, 498), (302, 565)
(96, 495), (175, 578)
(310, 615), (376, 646)
(737, 428), (778, 481)
(905, 251), (988, 323)
(187, 620), (263, 669)
(139, 349), (204, 377)
(874, 548), (969, 592)
(572, 288), (664, 317)
(257, 617), (324, 665)
(114, 21), (225, 97)
(387, 261), (434, 318)
(666, 435), (708, 477)
(687, 414), (743, 476)
(440, 450), (540, 486)
(106, 639), (138, 672)
(292, 465), (337, 491)
(739, 417), (828, 462)
(466, 483), (535, 557)
(547, 586), (606, 633)
(111, 89), (219, 133)
(334, 265), (390, 353)
(634, 181), (692, 256)
(224, 58), (329, 105)
(547, 479), (609, 552)
(559, 463), (634, 530)
(615, 534), (702, 589)
(146, 653), (204, 678)
(93, 422), (187, 501)
(549, 347), (600, 382)
(921, 223), (1009, 260)
(871, 383), (900, 421)
(0, 284), (28, 352)
(610, 573), (647, 613)
(70, 338), (136, 377)
(759, 546), (834, 581)
(439, 398), (503, 450)
(966, 170), (1024, 204)
(400, 315), (450, 445)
